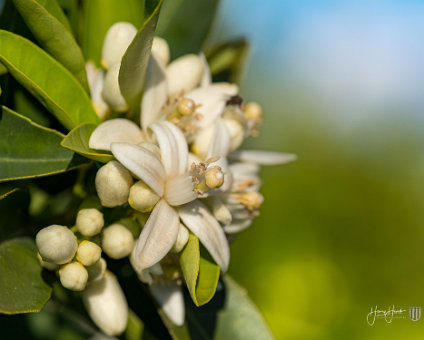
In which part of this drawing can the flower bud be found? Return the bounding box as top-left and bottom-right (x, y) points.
(166, 54), (204, 96)
(86, 257), (107, 282)
(83, 271), (128, 336)
(102, 63), (129, 112)
(223, 117), (244, 151)
(36, 225), (77, 264)
(86, 61), (110, 120)
(59, 262), (88, 291)
(37, 252), (58, 271)
(128, 180), (160, 212)
(101, 22), (137, 70)
(76, 241), (102, 266)
(102, 224), (134, 259)
(95, 161), (133, 207)
(76, 208), (104, 237)
(171, 224), (189, 253)
(152, 37), (170, 65)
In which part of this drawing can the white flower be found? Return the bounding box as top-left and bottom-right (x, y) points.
(111, 121), (229, 272)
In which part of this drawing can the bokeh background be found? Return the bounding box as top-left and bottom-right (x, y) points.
(209, 0), (424, 339)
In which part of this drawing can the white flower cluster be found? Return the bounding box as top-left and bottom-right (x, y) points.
(35, 208), (133, 336)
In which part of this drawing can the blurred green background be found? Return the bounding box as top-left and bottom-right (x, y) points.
(211, 0), (424, 339)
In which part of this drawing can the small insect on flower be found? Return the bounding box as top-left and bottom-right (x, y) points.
(226, 95), (243, 106)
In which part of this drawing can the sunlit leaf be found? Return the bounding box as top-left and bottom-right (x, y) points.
(82, 0), (145, 66)
(156, 0), (219, 58)
(205, 39), (249, 85)
(0, 238), (52, 314)
(0, 106), (88, 182)
(12, 0), (90, 91)
(180, 233), (220, 307)
(61, 123), (114, 163)
(119, 0), (163, 111)
(0, 30), (99, 130)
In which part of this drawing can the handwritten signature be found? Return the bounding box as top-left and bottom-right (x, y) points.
(367, 305), (406, 326)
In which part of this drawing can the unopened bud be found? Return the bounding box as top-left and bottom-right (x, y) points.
(128, 180), (160, 212)
(76, 241), (102, 266)
(86, 257), (107, 282)
(101, 22), (137, 70)
(152, 37), (170, 65)
(223, 118), (244, 151)
(243, 101), (262, 121)
(36, 225), (78, 264)
(166, 54), (204, 95)
(37, 252), (59, 271)
(59, 262), (88, 291)
(171, 224), (189, 253)
(102, 224), (134, 259)
(96, 161), (133, 207)
(102, 63), (129, 112)
(76, 208), (104, 236)
(177, 98), (195, 116)
(83, 271), (128, 336)
(205, 166), (224, 189)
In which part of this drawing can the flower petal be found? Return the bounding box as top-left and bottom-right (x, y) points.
(133, 199), (179, 270)
(165, 174), (196, 206)
(199, 53), (211, 87)
(207, 118), (231, 158)
(223, 219), (253, 234)
(150, 281), (185, 326)
(187, 83), (238, 128)
(150, 121), (188, 178)
(89, 119), (143, 151)
(111, 143), (165, 196)
(178, 201), (230, 272)
(230, 150), (297, 165)
(141, 53), (168, 131)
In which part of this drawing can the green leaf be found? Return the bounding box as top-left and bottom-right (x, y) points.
(12, 0), (90, 92)
(156, 0), (219, 58)
(180, 233), (220, 307)
(0, 238), (52, 314)
(61, 123), (114, 163)
(119, 0), (163, 111)
(82, 0), (145, 66)
(0, 30), (100, 130)
(206, 39), (250, 85)
(0, 63), (7, 76)
(0, 186), (20, 200)
(0, 106), (88, 182)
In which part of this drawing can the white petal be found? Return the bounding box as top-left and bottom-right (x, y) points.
(165, 174), (196, 206)
(89, 119), (143, 151)
(141, 53), (168, 131)
(150, 121), (188, 178)
(199, 53), (211, 87)
(102, 63), (129, 111)
(133, 199), (179, 270)
(166, 54), (204, 95)
(209, 196), (232, 225)
(207, 119), (231, 158)
(187, 83), (238, 128)
(152, 37), (170, 65)
(178, 201), (230, 272)
(230, 150), (297, 165)
(111, 143), (165, 197)
(150, 281), (185, 326)
(223, 219), (253, 234)
(229, 162), (260, 178)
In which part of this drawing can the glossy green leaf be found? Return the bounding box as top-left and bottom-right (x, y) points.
(180, 233), (220, 307)
(119, 0), (163, 110)
(0, 30), (99, 130)
(0, 106), (88, 182)
(12, 0), (90, 91)
(156, 0), (219, 58)
(61, 123), (114, 163)
(0, 63), (7, 76)
(206, 39), (250, 85)
(82, 0), (145, 66)
(0, 186), (20, 200)
(0, 238), (52, 314)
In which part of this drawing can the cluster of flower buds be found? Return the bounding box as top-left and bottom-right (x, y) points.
(36, 208), (134, 335)
(37, 22), (295, 335)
